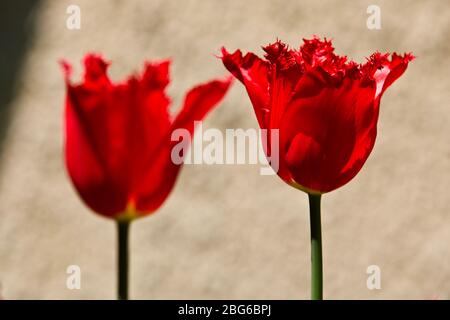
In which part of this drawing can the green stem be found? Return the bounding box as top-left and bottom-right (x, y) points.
(308, 193), (323, 300)
(117, 220), (130, 300)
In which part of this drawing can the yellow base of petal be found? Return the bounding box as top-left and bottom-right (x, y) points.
(289, 180), (323, 195)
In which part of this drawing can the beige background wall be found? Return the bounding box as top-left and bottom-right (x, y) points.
(0, 0), (448, 299)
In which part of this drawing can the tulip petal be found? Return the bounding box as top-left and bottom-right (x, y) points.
(221, 48), (269, 128)
(173, 76), (233, 133)
(133, 76), (233, 213)
(281, 78), (377, 192)
(378, 53), (414, 98)
(65, 84), (130, 216)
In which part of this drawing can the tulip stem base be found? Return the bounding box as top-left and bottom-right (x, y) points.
(308, 193), (323, 300)
(117, 220), (130, 300)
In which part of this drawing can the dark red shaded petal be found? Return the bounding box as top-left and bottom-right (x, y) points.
(131, 145), (179, 214)
(83, 54), (111, 88)
(280, 78), (378, 192)
(65, 85), (129, 216)
(125, 62), (172, 198)
(263, 40), (288, 63)
(263, 40), (298, 71)
(142, 60), (170, 90)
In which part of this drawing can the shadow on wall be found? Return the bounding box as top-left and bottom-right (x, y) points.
(0, 1), (41, 166)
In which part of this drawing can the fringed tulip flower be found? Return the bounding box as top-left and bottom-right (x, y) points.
(221, 37), (413, 299)
(61, 54), (232, 299)
(221, 37), (413, 193)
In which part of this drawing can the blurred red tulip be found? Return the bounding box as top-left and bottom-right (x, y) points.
(62, 54), (232, 219)
(221, 37), (413, 193)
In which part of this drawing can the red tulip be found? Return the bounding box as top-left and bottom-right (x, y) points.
(221, 37), (413, 193)
(62, 54), (232, 219)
